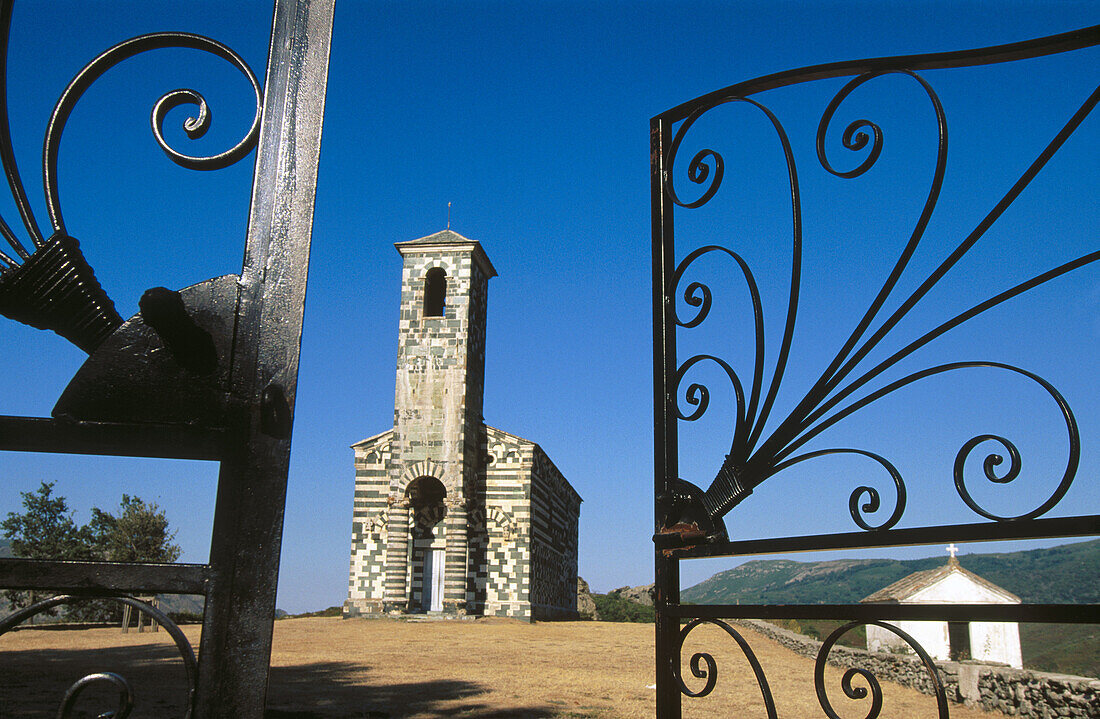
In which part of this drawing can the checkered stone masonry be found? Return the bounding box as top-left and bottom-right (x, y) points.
(529, 447), (581, 619)
(344, 231), (580, 620)
(346, 431), (393, 614)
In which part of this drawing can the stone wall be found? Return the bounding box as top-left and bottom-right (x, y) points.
(344, 430), (394, 615)
(528, 445), (581, 620)
(477, 426), (532, 619)
(737, 619), (1100, 718)
(347, 423), (581, 621)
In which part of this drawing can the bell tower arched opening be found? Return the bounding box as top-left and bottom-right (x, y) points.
(423, 267), (446, 317)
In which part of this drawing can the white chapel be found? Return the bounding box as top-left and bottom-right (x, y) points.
(861, 544), (1023, 669)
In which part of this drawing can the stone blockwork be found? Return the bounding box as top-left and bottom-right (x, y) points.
(345, 230), (581, 622)
(466, 426), (581, 620)
(528, 442), (581, 619)
(738, 619), (1100, 718)
(345, 430), (393, 613)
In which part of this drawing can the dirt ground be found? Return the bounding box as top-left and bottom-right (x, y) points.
(1, 617), (1004, 718)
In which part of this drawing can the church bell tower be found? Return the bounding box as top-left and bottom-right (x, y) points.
(391, 229), (496, 498)
(380, 229), (496, 613)
(346, 227), (579, 620)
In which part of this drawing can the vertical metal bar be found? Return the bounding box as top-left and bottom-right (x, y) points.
(655, 554), (682, 718)
(651, 114), (682, 719)
(194, 1), (334, 716)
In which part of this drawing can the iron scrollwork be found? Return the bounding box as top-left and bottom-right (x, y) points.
(0, 593), (198, 719)
(674, 618), (778, 717)
(0, 0), (264, 714)
(0, 0), (262, 355)
(814, 621), (950, 719)
(653, 25), (1098, 719)
(660, 63), (1096, 541)
(0, 0), (334, 714)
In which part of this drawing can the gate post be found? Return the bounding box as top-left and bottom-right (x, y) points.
(654, 554), (682, 718)
(651, 113), (683, 718)
(193, 0), (334, 715)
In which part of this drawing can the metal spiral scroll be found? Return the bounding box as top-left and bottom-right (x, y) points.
(59, 672), (134, 719)
(674, 618), (778, 716)
(814, 621), (949, 719)
(0, 0), (262, 354)
(771, 448), (906, 531)
(669, 96), (803, 468)
(662, 64), (1097, 531)
(0, 594), (198, 719)
(43, 31), (264, 235)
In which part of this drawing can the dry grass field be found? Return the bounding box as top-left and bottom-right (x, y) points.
(1, 617), (1004, 718)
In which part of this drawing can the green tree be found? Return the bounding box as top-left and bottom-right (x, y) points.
(88, 495), (181, 564)
(2, 486), (183, 624)
(1, 482), (94, 619)
(79, 495), (182, 625)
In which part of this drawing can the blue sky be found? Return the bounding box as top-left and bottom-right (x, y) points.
(0, 1), (1097, 613)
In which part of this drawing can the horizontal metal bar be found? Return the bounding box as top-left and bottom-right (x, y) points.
(666, 602), (1099, 624)
(0, 557), (208, 594)
(667, 515), (1100, 559)
(0, 415), (227, 460)
(658, 24), (1100, 123)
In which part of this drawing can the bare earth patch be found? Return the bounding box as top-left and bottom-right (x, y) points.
(1, 617), (1004, 718)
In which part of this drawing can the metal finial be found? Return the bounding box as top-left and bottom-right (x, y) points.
(447, 201), (451, 230)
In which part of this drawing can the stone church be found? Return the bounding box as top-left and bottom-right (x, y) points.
(343, 230), (582, 620)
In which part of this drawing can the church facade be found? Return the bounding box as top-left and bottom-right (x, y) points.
(344, 230), (581, 620)
(861, 547), (1023, 668)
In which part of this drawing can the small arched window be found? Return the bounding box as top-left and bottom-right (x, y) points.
(424, 268), (446, 317)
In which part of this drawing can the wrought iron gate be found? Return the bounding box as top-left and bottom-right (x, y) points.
(0, 0), (333, 716)
(651, 25), (1099, 717)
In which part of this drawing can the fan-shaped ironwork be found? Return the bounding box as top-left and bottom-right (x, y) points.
(0, 0), (261, 355)
(651, 23), (1099, 717)
(0, 0), (335, 716)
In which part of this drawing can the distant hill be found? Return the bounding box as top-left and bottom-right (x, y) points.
(682, 538), (1100, 606)
(0, 538), (12, 558)
(1019, 623), (1100, 678)
(682, 539), (1100, 676)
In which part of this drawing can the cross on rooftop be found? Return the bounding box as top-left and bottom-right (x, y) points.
(946, 543), (959, 560)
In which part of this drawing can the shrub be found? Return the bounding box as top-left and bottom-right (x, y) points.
(592, 594), (654, 623)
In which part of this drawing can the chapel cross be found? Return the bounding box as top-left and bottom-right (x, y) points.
(946, 543), (959, 560)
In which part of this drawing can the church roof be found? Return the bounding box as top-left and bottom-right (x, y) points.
(350, 428), (393, 448)
(400, 229), (471, 246)
(486, 424), (583, 505)
(394, 229), (497, 278)
(485, 423), (537, 447)
(350, 424), (582, 505)
(860, 559), (1020, 604)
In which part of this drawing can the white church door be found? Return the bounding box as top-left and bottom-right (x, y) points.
(423, 548), (445, 612)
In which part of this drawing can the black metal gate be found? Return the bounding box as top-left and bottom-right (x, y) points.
(651, 26), (1099, 717)
(0, 1), (333, 716)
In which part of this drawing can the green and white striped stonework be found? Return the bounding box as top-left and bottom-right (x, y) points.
(344, 231), (581, 621)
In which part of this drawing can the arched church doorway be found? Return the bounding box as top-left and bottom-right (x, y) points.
(406, 476), (447, 612)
